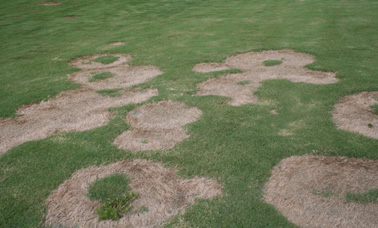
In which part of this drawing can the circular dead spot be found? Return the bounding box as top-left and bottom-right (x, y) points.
(45, 159), (222, 228)
(263, 155), (378, 228)
(69, 54), (132, 70)
(109, 42), (125, 46)
(40, 1), (61, 5)
(68, 65), (163, 90)
(113, 101), (202, 152)
(333, 91), (378, 139)
(0, 89), (158, 155)
(193, 50), (338, 106)
(126, 100), (202, 129)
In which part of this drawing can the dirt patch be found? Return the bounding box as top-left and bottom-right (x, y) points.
(263, 155), (378, 228)
(333, 91), (378, 139)
(0, 53), (162, 155)
(109, 42), (125, 46)
(113, 101), (202, 152)
(193, 50), (338, 106)
(0, 89), (158, 155)
(45, 159), (222, 228)
(40, 1), (61, 5)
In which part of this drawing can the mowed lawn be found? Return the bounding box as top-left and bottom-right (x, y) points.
(1, 0), (378, 227)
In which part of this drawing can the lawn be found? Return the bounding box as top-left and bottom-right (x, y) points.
(1, 0), (378, 227)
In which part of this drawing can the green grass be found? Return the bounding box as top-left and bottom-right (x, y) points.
(1, 0), (378, 227)
(89, 72), (116, 82)
(237, 80), (250, 85)
(93, 56), (120, 65)
(371, 104), (378, 115)
(346, 189), (378, 204)
(263, 60), (283, 66)
(88, 174), (131, 202)
(96, 89), (122, 97)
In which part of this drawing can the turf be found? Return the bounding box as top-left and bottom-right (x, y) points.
(346, 189), (378, 204)
(371, 104), (378, 115)
(92, 56), (120, 65)
(89, 72), (116, 82)
(1, 0), (378, 227)
(88, 173), (131, 202)
(263, 60), (283, 66)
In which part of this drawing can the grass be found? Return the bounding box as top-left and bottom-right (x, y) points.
(346, 189), (378, 204)
(237, 80), (250, 86)
(92, 56), (120, 65)
(89, 72), (116, 82)
(1, 0), (378, 227)
(88, 173), (131, 202)
(96, 88), (122, 97)
(263, 60), (283, 66)
(371, 104), (378, 115)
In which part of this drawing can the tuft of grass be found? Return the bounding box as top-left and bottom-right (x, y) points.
(88, 173), (131, 202)
(89, 72), (116, 82)
(237, 80), (250, 85)
(96, 192), (138, 221)
(263, 60), (283, 66)
(346, 189), (378, 204)
(96, 89), (122, 97)
(371, 104), (378, 115)
(92, 56), (120, 65)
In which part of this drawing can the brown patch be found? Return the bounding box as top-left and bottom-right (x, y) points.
(113, 101), (202, 152)
(109, 42), (125, 46)
(0, 89), (158, 155)
(193, 50), (338, 106)
(333, 92), (378, 139)
(263, 155), (378, 228)
(45, 159), (222, 228)
(69, 54), (133, 70)
(0, 53), (162, 155)
(40, 1), (61, 5)
(270, 109), (278, 114)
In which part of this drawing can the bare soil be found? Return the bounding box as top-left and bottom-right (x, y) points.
(332, 91), (378, 139)
(193, 50), (338, 106)
(113, 101), (202, 152)
(263, 155), (378, 228)
(45, 159), (222, 228)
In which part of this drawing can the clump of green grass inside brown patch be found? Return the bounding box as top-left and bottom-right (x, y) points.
(237, 80), (250, 85)
(263, 60), (283, 66)
(93, 56), (120, 65)
(371, 104), (378, 115)
(89, 72), (116, 82)
(346, 189), (378, 204)
(96, 88), (122, 97)
(88, 173), (132, 202)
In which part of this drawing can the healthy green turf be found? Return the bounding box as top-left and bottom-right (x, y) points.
(89, 72), (116, 82)
(263, 60), (283, 66)
(88, 173), (131, 202)
(1, 0), (378, 227)
(93, 56), (120, 65)
(346, 189), (378, 204)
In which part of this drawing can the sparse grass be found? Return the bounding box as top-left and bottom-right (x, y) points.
(237, 80), (250, 86)
(263, 60), (283, 66)
(96, 192), (138, 221)
(89, 72), (116, 82)
(93, 56), (119, 65)
(371, 104), (378, 115)
(346, 189), (378, 204)
(88, 173), (131, 202)
(1, 0), (378, 227)
(96, 89), (122, 97)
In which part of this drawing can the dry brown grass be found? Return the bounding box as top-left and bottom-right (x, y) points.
(0, 53), (162, 155)
(333, 91), (378, 139)
(263, 155), (378, 228)
(193, 50), (338, 106)
(113, 101), (202, 152)
(40, 1), (61, 6)
(109, 42), (125, 46)
(45, 159), (222, 228)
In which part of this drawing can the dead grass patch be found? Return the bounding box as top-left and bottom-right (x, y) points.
(45, 159), (222, 228)
(333, 91), (378, 139)
(69, 54), (132, 70)
(263, 155), (378, 228)
(0, 89), (158, 155)
(193, 50), (338, 106)
(40, 1), (61, 6)
(113, 101), (202, 152)
(109, 42), (125, 46)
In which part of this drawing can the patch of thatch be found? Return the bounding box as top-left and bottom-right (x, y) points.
(113, 101), (202, 152)
(332, 91), (378, 139)
(45, 159), (222, 228)
(0, 89), (158, 155)
(40, 1), (61, 5)
(109, 42), (125, 46)
(263, 155), (378, 228)
(193, 50), (338, 106)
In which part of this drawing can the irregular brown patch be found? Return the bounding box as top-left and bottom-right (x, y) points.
(113, 101), (202, 152)
(40, 1), (61, 5)
(333, 91), (378, 139)
(45, 159), (222, 228)
(263, 155), (378, 228)
(270, 109), (278, 114)
(109, 42), (125, 46)
(193, 50), (338, 106)
(0, 89), (158, 155)
(69, 54), (132, 70)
